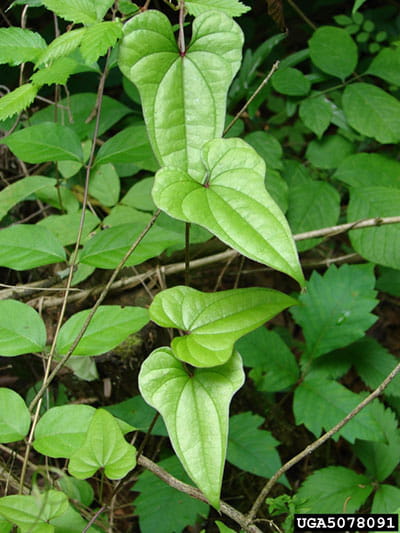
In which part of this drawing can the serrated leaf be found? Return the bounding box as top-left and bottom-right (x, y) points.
(150, 286), (296, 367)
(118, 10), (243, 181)
(0, 28), (46, 66)
(33, 405), (95, 458)
(0, 300), (46, 356)
(42, 0), (112, 25)
(0, 388), (30, 443)
(56, 305), (149, 356)
(139, 348), (245, 508)
(343, 83), (400, 144)
(37, 211), (99, 246)
(94, 124), (158, 171)
(287, 180), (340, 252)
(80, 21), (123, 64)
(294, 378), (385, 443)
(309, 26), (358, 79)
(0, 84), (38, 121)
(299, 95), (332, 138)
(2, 123), (83, 163)
(68, 409), (136, 479)
(36, 28), (87, 66)
(134, 456), (208, 533)
(272, 67), (311, 96)
(0, 176), (55, 221)
(297, 467), (372, 513)
(153, 138), (304, 285)
(89, 163), (120, 207)
(0, 225), (66, 270)
(236, 327), (299, 392)
(31, 57), (79, 86)
(372, 485), (400, 513)
(306, 134), (354, 169)
(368, 46), (400, 86)
(185, 0), (250, 17)
(0, 491), (68, 532)
(348, 186), (400, 269)
(291, 264), (377, 359)
(334, 153), (400, 189)
(227, 412), (285, 482)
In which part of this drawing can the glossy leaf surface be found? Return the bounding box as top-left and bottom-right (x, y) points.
(118, 10), (243, 181)
(139, 348), (245, 508)
(153, 138), (304, 285)
(0, 388), (30, 443)
(0, 300), (46, 356)
(150, 285), (296, 367)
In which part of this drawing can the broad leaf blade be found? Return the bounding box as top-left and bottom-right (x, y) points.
(80, 21), (123, 64)
(150, 286), (297, 367)
(153, 138), (304, 285)
(0, 28), (46, 65)
(334, 153), (400, 189)
(139, 348), (245, 508)
(0, 84), (38, 122)
(0, 388), (30, 443)
(0, 300), (46, 356)
(368, 46), (400, 86)
(118, 10), (243, 180)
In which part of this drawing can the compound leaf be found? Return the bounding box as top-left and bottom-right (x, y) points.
(150, 285), (297, 367)
(0, 300), (46, 356)
(0, 27), (46, 65)
(0, 388), (30, 443)
(118, 10), (243, 181)
(0, 84), (38, 122)
(138, 348), (245, 508)
(291, 264), (377, 359)
(153, 138), (304, 285)
(185, 0), (250, 17)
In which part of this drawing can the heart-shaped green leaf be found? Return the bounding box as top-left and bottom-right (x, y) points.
(153, 138), (304, 285)
(118, 10), (243, 181)
(138, 348), (245, 508)
(68, 409), (136, 480)
(150, 285), (297, 367)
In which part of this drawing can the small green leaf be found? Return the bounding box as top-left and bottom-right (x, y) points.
(0, 28), (46, 65)
(309, 26), (358, 79)
(89, 164), (120, 207)
(306, 134), (354, 169)
(0, 225), (66, 270)
(297, 467), (372, 513)
(343, 83), (400, 144)
(42, 0), (113, 25)
(139, 348), (245, 508)
(106, 396), (168, 436)
(299, 95), (332, 138)
(185, 0), (250, 17)
(372, 485), (400, 513)
(31, 57), (80, 87)
(334, 153), (400, 189)
(150, 286), (296, 367)
(368, 46), (400, 86)
(244, 131), (283, 170)
(37, 211), (99, 246)
(153, 138), (304, 285)
(0, 84), (38, 122)
(0, 176), (55, 221)
(0, 300), (46, 356)
(272, 67), (311, 96)
(2, 123), (83, 163)
(118, 10), (243, 181)
(68, 409), (136, 479)
(0, 388), (30, 443)
(80, 21), (123, 64)
(348, 186), (400, 269)
(134, 456), (208, 533)
(36, 28), (87, 66)
(121, 177), (155, 212)
(215, 521), (236, 533)
(352, 0), (368, 14)
(33, 405), (95, 458)
(377, 267), (400, 297)
(291, 264), (377, 359)
(56, 305), (149, 356)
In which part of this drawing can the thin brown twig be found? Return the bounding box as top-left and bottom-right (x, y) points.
(285, 0), (317, 30)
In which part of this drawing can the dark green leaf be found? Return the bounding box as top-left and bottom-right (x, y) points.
(272, 68), (311, 96)
(334, 153), (400, 189)
(309, 26), (358, 79)
(368, 46), (400, 86)
(244, 131), (283, 170)
(306, 134), (354, 169)
(0, 388), (30, 443)
(299, 95), (332, 138)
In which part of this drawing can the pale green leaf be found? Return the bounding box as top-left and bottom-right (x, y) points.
(134, 456), (208, 533)
(36, 28), (87, 66)
(306, 134), (354, 169)
(343, 83), (400, 143)
(348, 186), (400, 269)
(33, 405), (96, 458)
(372, 485), (400, 513)
(150, 285), (296, 367)
(0, 388), (30, 443)
(0, 225), (66, 270)
(185, 0), (250, 17)
(0, 300), (46, 357)
(244, 131), (283, 170)
(31, 57), (79, 86)
(89, 163), (120, 207)
(80, 21), (122, 64)
(49, 504), (98, 533)
(215, 521), (236, 533)
(0, 492), (68, 532)
(0, 176), (55, 221)
(368, 46), (400, 86)
(37, 211), (99, 246)
(236, 328), (299, 392)
(65, 355), (98, 381)
(139, 348), (245, 508)
(0, 84), (38, 121)
(297, 467), (372, 512)
(118, 10), (243, 181)
(2, 123), (83, 163)
(334, 153), (400, 189)
(271, 67), (311, 96)
(294, 378), (385, 443)
(309, 26), (358, 79)
(153, 138), (304, 285)
(68, 409), (136, 479)
(0, 28), (46, 65)
(299, 95), (332, 138)
(42, 0), (109, 25)
(291, 264), (377, 359)
(56, 305), (149, 356)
